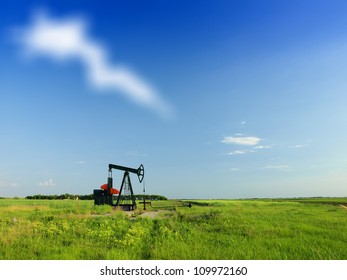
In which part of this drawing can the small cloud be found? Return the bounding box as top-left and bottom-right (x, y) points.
(38, 178), (56, 187)
(126, 150), (148, 157)
(0, 179), (20, 188)
(230, 168), (240, 171)
(12, 10), (173, 119)
(241, 121), (246, 125)
(264, 165), (291, 171)
(289, 144), (308, 148)
(228, 150), (255, 155)
(222, 136), (261, 146)
(254, 145), (271, 149)
(75, 160), (85, 164)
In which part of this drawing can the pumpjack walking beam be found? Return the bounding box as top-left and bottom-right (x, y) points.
(108, 164), (144, 183)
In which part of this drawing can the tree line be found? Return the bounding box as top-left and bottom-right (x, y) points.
(25, 194), (167, 201)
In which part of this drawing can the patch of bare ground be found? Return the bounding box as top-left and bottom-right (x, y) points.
(139, 211), (160, 219)
(125, 210), (172, 219)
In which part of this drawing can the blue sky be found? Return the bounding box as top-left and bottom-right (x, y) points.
(1, 0), (347, 198)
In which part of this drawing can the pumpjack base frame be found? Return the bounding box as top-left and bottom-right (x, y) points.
(93, 189), (113, 206)
(94, 191), (136, 210)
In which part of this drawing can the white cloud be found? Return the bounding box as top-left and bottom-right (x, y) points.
(126, 150), (148, 156)
(0, 179), (20, 188)
(75, 160), (85, 164)
(289, 144), (308, 148)
(13, 11), (173, 119)
(230, 168), (240, 171)
(254, 145), (271, 149)
(264, 165), (291, 171)
(38, 178), (56, 187)
(228, 150), (255, 155)
(222, 136), (261, 146)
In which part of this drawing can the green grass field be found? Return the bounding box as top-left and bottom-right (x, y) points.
(0, 198), (346, 260)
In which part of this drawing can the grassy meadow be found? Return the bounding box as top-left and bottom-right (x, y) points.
(0, 197), (346, 260)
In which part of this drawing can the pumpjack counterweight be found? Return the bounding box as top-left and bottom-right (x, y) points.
(93, 163), (144, 210)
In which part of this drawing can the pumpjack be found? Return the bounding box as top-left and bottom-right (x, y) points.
(93, 163), (144, 210)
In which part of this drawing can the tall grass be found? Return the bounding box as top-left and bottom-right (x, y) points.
(0, 198), (346, 259)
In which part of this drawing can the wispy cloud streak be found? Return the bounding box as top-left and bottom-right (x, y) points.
(38, 178), (56, 187)
(228, 150), (255, 155)
(13, 11), (173, 119)
(264, 165), (292, 171)
(289, 144), (309, 148)
(222, 136), (261, 146)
